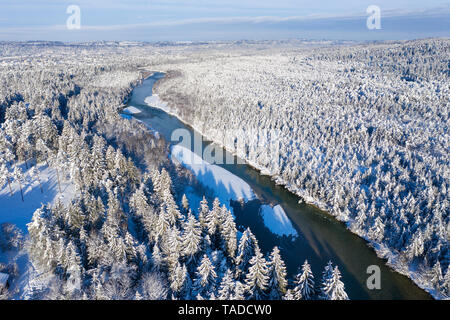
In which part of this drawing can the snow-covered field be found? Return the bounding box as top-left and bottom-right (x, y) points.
(0, 163), (76, 232)
(259, 204), (298, 238)
(171, 145), (255, 205)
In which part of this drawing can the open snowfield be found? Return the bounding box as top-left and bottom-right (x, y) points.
(259, 204), (298, 238)
(171, 145), (255, 205)
(0, 163), (76, 232)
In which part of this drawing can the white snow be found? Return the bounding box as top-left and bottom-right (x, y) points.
(144, 94), (169, 112)
(122, 106), (141, 114)
(0, 163), (76, 232)
(259, 204), (298, 238)
(171, 145), (255, 204)
(92, 71), (141, 88)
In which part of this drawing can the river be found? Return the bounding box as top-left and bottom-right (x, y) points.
(124, 72), (431, 300)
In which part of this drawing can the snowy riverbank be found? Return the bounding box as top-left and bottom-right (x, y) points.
(171, 144), (255, 206)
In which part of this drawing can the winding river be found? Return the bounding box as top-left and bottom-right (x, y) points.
(124, 72), (431, 300)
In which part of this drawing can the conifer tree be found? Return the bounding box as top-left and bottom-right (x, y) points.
(319, 261), (334, 300)
(267, 246), (288, 299)
(193, 254), (217, 299)
(217, 269), (236, 300)
(181, 194), (190, 214)
(219, 205), (237, 259)
(293, 260), (315, 300)
(320, 264), (348, 300)
(235, 228), (258, 280)
(198, 196), (209, 230)
(244, 247), (269, 300)
(181, 212), (202, 264)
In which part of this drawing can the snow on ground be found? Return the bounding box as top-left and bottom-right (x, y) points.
(144, 94), (169, 112)
(122, 106), (141, 114)
(0, 163), (76, 299)
(259, 204), (298, 238)
(0, 163), (76, 232)
(183, 186), (203, 214)
(171, 145), (255, 205)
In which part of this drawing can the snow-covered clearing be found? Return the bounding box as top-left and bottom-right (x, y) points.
(0, 163), (76, 232)
(171, 145), (255, 205)
(259, 204), (298, 238)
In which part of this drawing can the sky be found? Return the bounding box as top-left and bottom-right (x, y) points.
(0, 0), (449, 41)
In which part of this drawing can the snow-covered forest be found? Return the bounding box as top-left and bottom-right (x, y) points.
(0, 41), (349, 300)
(152, 39), (449, 299)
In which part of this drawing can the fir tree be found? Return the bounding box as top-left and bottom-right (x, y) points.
(217, 269), (236, 300)
(293, 260), (315, 300)
(235, 228), (258, 280)
(244, 247), (269, 300)
(267, 246), (288, 299)
(181, 212), (202, 264)
(193, 254), (217, 299)
(321, 265), (348, 300)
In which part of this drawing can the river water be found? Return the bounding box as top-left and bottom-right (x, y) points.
(124, 72), (431, 300)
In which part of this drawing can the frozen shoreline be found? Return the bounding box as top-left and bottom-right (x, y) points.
(170, 144), (256, 205)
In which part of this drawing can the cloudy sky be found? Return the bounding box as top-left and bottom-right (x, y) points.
(0, 0), (449, 41)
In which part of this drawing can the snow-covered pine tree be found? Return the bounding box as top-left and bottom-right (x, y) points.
(217, 269), (236, 300)
(267, 246), (287, 299)
(206, 198), (221, 243)
(0, 161), (13, 196)
(235, 228), (258, 280)
(219, 205), (237, 259)
(198, 196), (209, 230)
(193, 254), (217, 299)
(244, 247), (270, 300)
(181, 194), (190, 215)
(283, 289), (295, 300)
(169, 261), (190, 299)
(181, 212), (202, 265)
(233, 281), (246, 300)
(293, 260), (315, 300)
(319, 261), (334, 300)
(321, 264), (348, 300)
